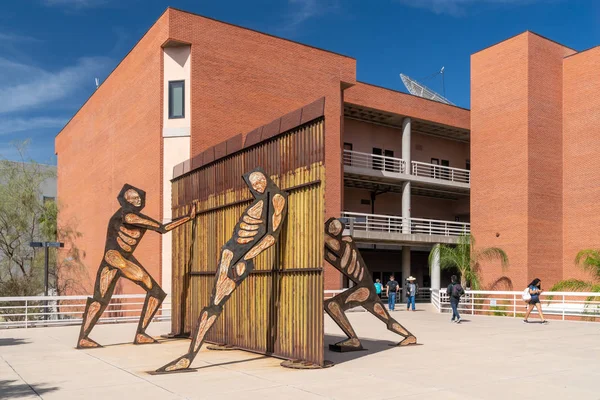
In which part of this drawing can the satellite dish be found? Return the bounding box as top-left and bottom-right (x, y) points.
(400, 73), (454, 106)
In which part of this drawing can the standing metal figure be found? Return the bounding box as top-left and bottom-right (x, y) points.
(156, 168), (287, 373)
(77, 184), (196, 349)
(323, 217), (417, 351)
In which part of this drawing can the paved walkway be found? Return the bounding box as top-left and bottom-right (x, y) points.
(1, 305), (599, 399)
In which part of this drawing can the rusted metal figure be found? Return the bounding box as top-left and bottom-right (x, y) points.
(324, 218), (417, 351)
(156, 168), (288, 372)
(77, 184), (196, 349)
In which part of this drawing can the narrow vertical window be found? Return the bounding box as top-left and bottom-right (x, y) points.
(169, 80), (185, 119)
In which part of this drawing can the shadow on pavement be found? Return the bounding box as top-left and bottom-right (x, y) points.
(324, 334), (420, 365)
(0, 380), (59, 399)
(0, 338), (30, 347)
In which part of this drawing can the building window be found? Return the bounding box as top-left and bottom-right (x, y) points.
(360, 199), (371, 205)
(466, 160), (470, 170)
(168, 80), (185, 119)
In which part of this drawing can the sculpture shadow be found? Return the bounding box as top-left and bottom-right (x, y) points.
(0, 338), (29, 347)
(0, 380), (59, 399)
(324, 334), (420, 365)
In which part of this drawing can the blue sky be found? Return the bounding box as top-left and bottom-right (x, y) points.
(1, 0), (599, 164)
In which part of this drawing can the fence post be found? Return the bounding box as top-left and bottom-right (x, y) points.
(25, 300), (28, 329)
(471, 293), (474, 315)
(562, 295), (565, 321)
(513, 294), (516, 317)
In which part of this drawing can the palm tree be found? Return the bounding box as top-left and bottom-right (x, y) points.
(574, 249), (600, 280)
(428, 234), (508, 289)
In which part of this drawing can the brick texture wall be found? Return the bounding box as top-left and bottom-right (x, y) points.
(472, 32), (575, 290)
(344, 82), (470, 131)
(55, 14), (169, 294)
(527, 35), (575, 286)
(472, 33), (531, 290)
(165, 8), (356, 290)
(563, 47), (600, 283)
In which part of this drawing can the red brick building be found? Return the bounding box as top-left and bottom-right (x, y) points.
(55, 8), (598, 298)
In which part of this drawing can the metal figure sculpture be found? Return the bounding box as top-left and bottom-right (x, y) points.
(324, 218), (417, 351)
(77, 184), (196, 349)
(156, 168), (288, 373)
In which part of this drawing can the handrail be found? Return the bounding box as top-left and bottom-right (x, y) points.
(0, 294), (171, 329)
(411, 161), (470, 184)
(343, 150), (406, 174)
(342, 211), (470, 236)
(432, 288), (600, 321)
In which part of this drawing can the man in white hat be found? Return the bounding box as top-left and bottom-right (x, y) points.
(406, 276), (418, 311)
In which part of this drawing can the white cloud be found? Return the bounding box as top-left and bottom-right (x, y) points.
(396, 0), (545, 16)
(0, 33), (40, 43)
(285, 0), (340, 30)
(43, 0), (108, 8)
(0, 56), (112, 114)
(0, 117), (68, 135)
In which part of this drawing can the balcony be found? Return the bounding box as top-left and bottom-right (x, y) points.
(343, 150), (470, 195)
(341, 211), (470, 245)
(411, 161), (470, 184)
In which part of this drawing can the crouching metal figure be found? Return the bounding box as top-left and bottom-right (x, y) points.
(323, 218), (417, 351)
(77, 184), (196, 349)
(155, 168), (288, 373)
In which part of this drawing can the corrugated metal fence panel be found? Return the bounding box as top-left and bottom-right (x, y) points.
(171, 118), (324, 365)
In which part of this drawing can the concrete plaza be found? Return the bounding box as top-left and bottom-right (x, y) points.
(1, 305), (599, 399)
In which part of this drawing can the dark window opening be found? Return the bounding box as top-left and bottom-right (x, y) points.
(373, 148), (383, 170)
(343, 142), (353, 165)
(360, 199), (371, 205)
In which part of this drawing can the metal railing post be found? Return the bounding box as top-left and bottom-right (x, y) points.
(562, 295), (565, 321)
(471, 294), (474, 315)
(513, 294), (516, 317)
(25, 300), (28, 329)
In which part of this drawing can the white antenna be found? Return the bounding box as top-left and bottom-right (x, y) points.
(400, 72), (454, 106)
(95, 78), (99, 89)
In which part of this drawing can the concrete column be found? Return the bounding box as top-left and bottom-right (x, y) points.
(402, 181), (411, 234)
(431, 244), (441, 291)
(402, 117), (411, 234)
(402, 117), (411, 168)
(402, 246), (411, 302)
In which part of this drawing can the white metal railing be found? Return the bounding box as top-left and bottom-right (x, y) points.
(343, 150), (406, 174)
(411, 161), (470, 184)
(342, 212), (470, 237)
(0, 294), (171, 329)
(431, 289), (600, 321)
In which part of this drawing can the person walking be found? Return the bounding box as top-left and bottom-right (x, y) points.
(406, 276), (418, 311)
(386, 276), (399, 311)
(524, 278), (548, 324)
(447, 275), (464, 323)
(374, 279), (383, 298)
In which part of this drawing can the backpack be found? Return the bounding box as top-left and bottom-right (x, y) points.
(451, 283), (463, 299)
(522, 287), (531, 302)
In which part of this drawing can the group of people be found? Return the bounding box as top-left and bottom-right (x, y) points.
(373, 274), (549, 325)
(373, 275), (419, 312)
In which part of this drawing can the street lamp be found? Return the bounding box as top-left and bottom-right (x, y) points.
(29, 241), (64, 321)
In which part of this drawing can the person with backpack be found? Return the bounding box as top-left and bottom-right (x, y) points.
(523, 278), (548, 324)
(447, 275), (464, 323)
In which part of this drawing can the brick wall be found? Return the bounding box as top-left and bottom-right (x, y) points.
(55, 14), (169, 294)
(563, 47), (600, 283)
(471, 33), (530, 290)
(165, 8), (356, 289)
(472, 32), (575, 290)
(527, 35), (575, 286)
